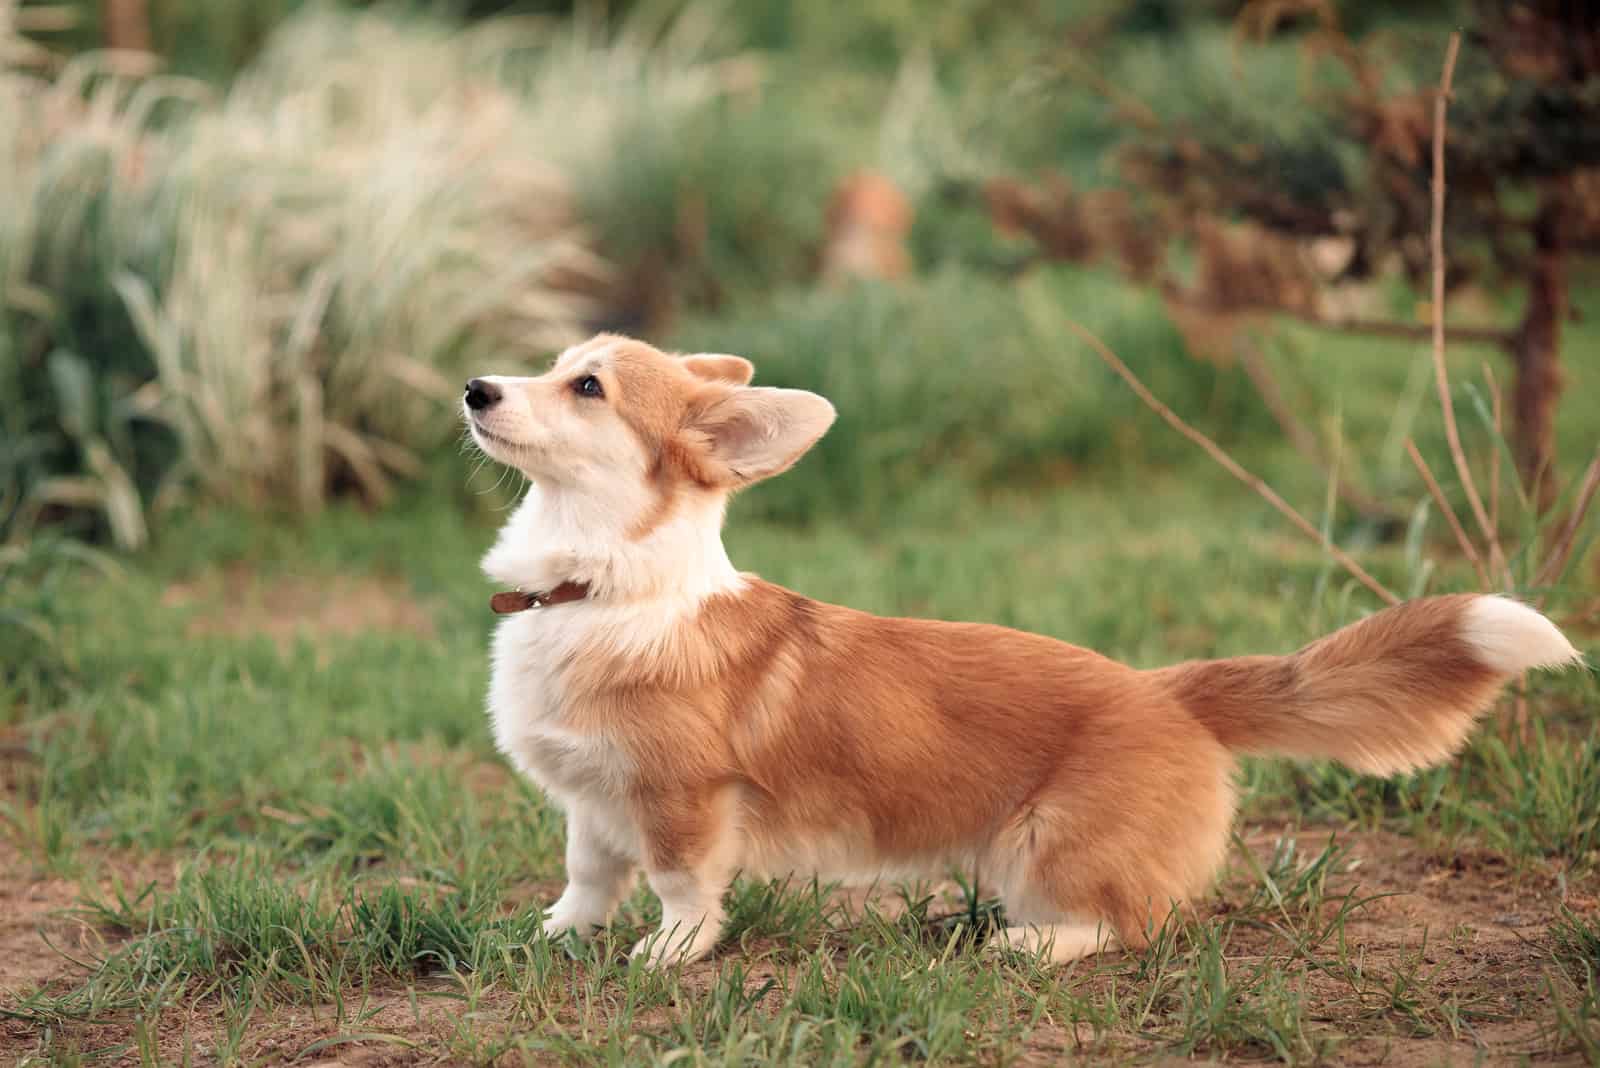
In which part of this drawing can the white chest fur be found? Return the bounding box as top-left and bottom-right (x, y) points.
(480, 486), (742, 856)
(487, 606), (633, 804)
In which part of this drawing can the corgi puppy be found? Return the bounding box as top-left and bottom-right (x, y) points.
(463, 334), (1582, 966)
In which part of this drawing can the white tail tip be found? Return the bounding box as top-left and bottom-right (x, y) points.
(1462, 595), (1582, 675)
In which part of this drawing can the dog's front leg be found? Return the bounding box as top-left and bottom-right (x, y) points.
(543, 806), (637, 938)
(629, 787), (740, 966)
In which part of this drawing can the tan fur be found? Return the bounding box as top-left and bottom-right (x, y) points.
(560, 581), (1236, 946)
(1153, 595), (1506, 776)
(466, 336), (1582, 965)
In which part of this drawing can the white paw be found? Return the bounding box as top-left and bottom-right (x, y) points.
(541, 913), (584, 939)
(541, 899), (604, 939)
(628, 920), (719, 967)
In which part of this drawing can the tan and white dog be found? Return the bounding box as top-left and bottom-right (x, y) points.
(463, 333), (1581, 966)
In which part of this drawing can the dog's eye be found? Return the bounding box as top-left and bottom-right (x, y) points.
(573, 374), (604, 399)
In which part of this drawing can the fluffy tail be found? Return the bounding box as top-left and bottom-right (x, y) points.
(1153, 595), (1583, 775)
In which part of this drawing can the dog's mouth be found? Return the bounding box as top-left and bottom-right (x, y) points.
(468, 418), (521, 453)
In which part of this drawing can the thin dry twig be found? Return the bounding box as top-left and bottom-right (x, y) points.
(1160, 290), (1511, 347)
(1483, 362), (1502, 542)
(1512, 670), (1529, 745)
(1428, 33), (1508, 586)
(1406, 439), (1491, 588)
(1300, 314), (1507, 347)
(1239, 341), (1392, 520)
(1061, 317), (1400, 606)
(1053, 45), (1164, 133)
(1533, 449), (1600, 592)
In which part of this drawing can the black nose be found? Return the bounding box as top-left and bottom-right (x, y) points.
(464, 378), (502, 411)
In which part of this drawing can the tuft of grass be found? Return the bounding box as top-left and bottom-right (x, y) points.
(0, 537), (111, 688)
(1550, 911), (1600, 1062)
(1554, 910), (1600, 973)
(1465, 727), (1600, 862)
(1173, 923), (1318, 1063)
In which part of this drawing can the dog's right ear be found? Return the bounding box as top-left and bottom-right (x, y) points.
(682, 354), (755, 386)
(687, 387), (835, 488)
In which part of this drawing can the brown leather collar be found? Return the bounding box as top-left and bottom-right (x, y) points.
(489, 580), (591, 615)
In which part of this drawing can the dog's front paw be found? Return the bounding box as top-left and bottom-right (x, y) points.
(628, 920), (719, 968)
(541, 912), (585, 940)
(541, 897), (604, 939)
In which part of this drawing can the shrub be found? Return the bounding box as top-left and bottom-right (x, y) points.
(519, 4), (835, 322)
(0, 38), (195, 547)
(114, 8), (605, 514)
(669, 266), (1274, 525)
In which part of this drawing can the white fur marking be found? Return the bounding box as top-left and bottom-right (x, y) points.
(1461, 595), (1582, 675)
(998, 923), (1117, 964)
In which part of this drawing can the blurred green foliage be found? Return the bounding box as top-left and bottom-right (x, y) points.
(670, 267), (1275, 525)
(4, 0), (1597, 550)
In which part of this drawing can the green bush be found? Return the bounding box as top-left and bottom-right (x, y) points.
(669, 266), (1275, 524)
(0, 49), (195, 548)
(576, 97), (834, 317)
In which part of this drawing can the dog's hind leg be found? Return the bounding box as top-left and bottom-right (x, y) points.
(998, 921), (1117, 963)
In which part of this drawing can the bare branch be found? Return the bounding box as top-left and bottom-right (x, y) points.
(1239, 340), (1394, 520)
(1062, 317), (1401, 607)
(1533, 449), (1600, 592)
(1428, 33), (1508, 587)
(1159, 288), (1512, 347)
(1405, 439), (1491, 588)
(1292, 312), (1508, 347)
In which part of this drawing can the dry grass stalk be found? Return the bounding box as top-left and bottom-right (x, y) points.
(1240, 340), (1391, 520)
(1060, 317), (1401, 607)
(1424, 34), (1524, 740)
(1533, 450), (1600, 592)
(1483, 362), (1503, 541)
(1427, 33), (1508, 586)
(1405, 439), (1490, 588)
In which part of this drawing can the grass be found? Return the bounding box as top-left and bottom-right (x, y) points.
(7, 244), (1600, 1066)
(3, 393), (1598, 1059)
(6, 1), (1600, 1063)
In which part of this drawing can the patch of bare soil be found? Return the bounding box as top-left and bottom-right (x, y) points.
(171, 987), (478, 1068)
(0, 842), (97, 1004)
(0, 837), (177, 1062)
(1171, 825), (1584, 1065)
(161, 563), (435, 646)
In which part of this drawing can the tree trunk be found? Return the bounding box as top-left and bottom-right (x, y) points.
(103, 0), (152, 52)
(1512, 177), (1570, 513)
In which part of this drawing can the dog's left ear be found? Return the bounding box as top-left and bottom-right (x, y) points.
(689, 387), (835, 487)
(682, 354), (755, 386)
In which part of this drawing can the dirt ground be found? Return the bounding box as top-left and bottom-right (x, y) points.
(2, 824), (1591, 1066)
(160, 565), (436, 647)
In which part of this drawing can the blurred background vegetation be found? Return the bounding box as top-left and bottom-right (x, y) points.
(2, 0), (1597, 600)
(4, 4), (1600, 1060)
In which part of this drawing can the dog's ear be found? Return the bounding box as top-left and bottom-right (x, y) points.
(682, 354), (755, 386)
(688, 387), (835, 487)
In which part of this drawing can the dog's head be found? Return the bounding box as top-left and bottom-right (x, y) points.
(464, 334), (834, 527)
